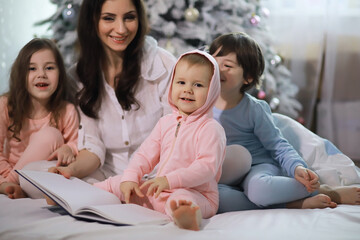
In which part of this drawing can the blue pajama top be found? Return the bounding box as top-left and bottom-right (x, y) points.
(213, 93), (307, 177)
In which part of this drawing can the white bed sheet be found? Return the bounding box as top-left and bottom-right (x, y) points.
(1, 114), (360, 239)
(1, 195), (359, 240)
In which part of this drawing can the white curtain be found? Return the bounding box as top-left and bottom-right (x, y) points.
(263, 0), (360, 159)
(317, 1), (360, 159)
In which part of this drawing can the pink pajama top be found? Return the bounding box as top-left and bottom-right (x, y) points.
(121, 50), (226, 211)
(0, 97), (79, 183)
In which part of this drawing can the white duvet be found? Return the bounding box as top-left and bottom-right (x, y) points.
(1, 113), (360, 240)
(274, 113), (360, 186)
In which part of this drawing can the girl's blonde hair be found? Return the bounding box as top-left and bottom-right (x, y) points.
(179, 53), (214, 74)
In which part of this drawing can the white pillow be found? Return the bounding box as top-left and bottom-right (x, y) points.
(273, 113), (360, 186)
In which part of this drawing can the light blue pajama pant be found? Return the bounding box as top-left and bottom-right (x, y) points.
(243, 163), (315, 207)
(218, 163), (317, 213)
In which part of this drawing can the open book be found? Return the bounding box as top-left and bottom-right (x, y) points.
(16, 170), (170, 226)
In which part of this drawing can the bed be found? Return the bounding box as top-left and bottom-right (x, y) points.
(1, 114), (360, 240)
(1, 195), (360, 240)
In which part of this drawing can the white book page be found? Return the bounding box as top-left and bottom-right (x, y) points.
(18, 170), (121, 214)
(76, 203), (171, 225)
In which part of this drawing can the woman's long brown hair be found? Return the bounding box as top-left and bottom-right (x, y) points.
(76, 0), (149, 118)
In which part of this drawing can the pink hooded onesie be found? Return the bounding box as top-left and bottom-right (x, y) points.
(94, 49), (226, 219)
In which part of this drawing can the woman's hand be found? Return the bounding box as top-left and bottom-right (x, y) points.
(140, 176), (169, 198)
(47, 144), (75, 167)
(120, 181), (144, 204)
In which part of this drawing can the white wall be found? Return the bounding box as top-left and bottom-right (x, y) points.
(0, 0), (56, 94)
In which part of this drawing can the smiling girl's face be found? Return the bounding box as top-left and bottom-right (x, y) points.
(27, 48), (59, 106)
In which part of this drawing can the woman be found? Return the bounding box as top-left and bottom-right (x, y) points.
(49, 0), (176, 181)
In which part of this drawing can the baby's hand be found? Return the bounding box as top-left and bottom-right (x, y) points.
(294, 166), (319, 192)
(120, 181), (144, 204)
(47, 144), (75, 166)
(140, 176), (169, 198)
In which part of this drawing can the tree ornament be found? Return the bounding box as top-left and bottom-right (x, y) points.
(165, 39), (176, 56)
(270, 55), (282, 67)
(261, 8), (270, 18)
(249, 14), (261, 26)
(62, 3), (78, 30)
(257, 90), (266, 100)
(297, 116), (305, 125)
(269, 97), (280, 110)
(184, 7), (200, 22)
(62, 3), (76, 21)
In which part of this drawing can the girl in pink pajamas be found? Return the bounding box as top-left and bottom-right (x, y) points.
(0, 38), (79, 199)
(94, 49), (226, 231)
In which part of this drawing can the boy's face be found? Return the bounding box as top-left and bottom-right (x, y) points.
(171, 60), (211, 116)
(213, 47), (250, 96)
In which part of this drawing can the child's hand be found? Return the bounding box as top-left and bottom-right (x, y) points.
(47, 144), (75, 167)
(120, 181), (144, 204)
(48, 166), (72, 179)
(294, 166), (320, 192)
(140, 176), (169, 198)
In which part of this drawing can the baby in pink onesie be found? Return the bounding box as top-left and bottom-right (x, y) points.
(94, 49), (226, 230)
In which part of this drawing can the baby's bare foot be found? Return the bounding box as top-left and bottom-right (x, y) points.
(170, 200), (201, 231)
(5, 183), (27, 199)
(320, 184), (360, 205)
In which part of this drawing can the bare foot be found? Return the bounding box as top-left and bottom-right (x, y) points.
(170, 200), (201, 231)
(287, 194), (337, 209)
(4, 183), (27, 199)
(320, 184), (360, 205)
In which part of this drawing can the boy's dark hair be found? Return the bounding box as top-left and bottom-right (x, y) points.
(76, 0), (149, 118)
(209, 32), (265, 93)
(5, 38), (68, 140)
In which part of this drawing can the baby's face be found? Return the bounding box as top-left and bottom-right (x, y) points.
(171, 60), (211, 116)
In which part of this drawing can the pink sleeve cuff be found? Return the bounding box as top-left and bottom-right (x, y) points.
(121, 170), (141, 184)
(165, 172), (181, 189)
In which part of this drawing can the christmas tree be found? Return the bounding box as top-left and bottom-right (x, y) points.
(38, 0), (302, 120)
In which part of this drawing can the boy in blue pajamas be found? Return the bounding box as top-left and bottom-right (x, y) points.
(209, 32), (345, 212)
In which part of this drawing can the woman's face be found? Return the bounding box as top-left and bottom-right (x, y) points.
(98, 0), (139, 55)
